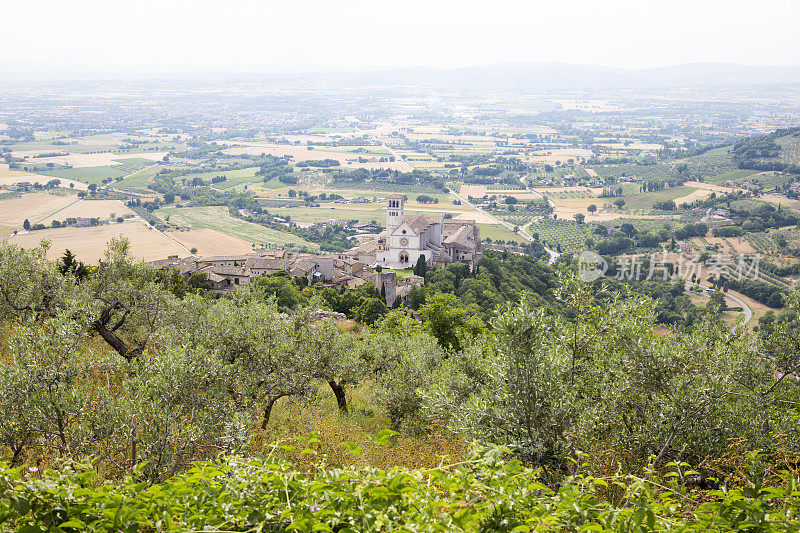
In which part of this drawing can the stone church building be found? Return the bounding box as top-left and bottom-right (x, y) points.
(376, 194), (481, 269)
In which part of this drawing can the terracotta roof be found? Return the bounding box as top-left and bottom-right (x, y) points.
(245, 257), (287, 270)
(443, 219), (475, 237)
(292, 258), (317, 272)
(150, 257), (198, 275)
(201, 265), (251, 277)
(387, 194), (404, 199)
(444, 225), (473, 246)
(345, 239), (380, 256)
(407, 215), (439, 233)
(197, 254), (253, 262)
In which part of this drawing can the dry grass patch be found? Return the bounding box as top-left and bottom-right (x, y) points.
(0, 168), (88, 190)
(673, 188), (713, 205)
(165, 228), (254, 256)
(459, 184), (487, 198)
(38, 199), (134, 225)
(455, 211), (497, 224)
(0, 192), (79, 234)
(683, 180), (744, 194)
(2, 220), (186, 262)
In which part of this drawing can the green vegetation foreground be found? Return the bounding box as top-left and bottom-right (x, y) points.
(2, 239), (800, 530)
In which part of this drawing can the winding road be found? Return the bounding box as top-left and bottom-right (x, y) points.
(699, 286), (753, 332)
(449, 187), (561, 264)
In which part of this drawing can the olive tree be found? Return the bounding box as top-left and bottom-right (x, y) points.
(0, 241), (79, 320)
(87, 237), (178, 360)
(309, 318), (363, 413)
(0, 311), (91, 465)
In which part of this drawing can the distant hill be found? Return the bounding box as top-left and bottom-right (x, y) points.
(274, 62), (800, 92)
(5, 62), (800, 91)
(677, 127), (800, 184)
(732, 127), (800, 173)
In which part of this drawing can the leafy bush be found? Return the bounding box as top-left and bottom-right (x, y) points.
(3, 445), (800, 532)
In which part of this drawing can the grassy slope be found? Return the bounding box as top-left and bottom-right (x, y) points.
(157, 206), (319, 250)
(621, 185), (697, 210)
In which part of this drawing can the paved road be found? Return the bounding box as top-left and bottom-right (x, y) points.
(699, 286), (753, 333)
(725, 291), (754, 332)
(517, 176), (560, 263)
(377, 141), (414, 172)
(449, 188), (561, 264)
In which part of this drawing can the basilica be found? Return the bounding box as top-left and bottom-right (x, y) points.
(374, 194), (481, 269)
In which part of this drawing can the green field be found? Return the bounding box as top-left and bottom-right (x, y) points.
(168, 167), (262, 190)
(478, 223), (523, 243)
(209, 168), (261, 190)
(599, 217), (676, 233)
(680, 146), (739, 177)
(115, 165), (160, 189)
(591, 163), (682, 182)
(112, 157), (157, 166)
(620, 186), (697, 211)
(37, 166), (129, 185)
(705, 168), (759, 184)
(527, 218), (593, 253)
(157, 206), (319, 250)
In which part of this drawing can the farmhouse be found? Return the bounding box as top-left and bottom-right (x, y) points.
(357, 194), (480, 269)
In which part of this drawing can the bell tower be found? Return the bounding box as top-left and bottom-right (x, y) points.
(386, 194), (404, 230)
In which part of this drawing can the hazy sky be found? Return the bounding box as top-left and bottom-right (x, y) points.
(5, 0), (800, 74)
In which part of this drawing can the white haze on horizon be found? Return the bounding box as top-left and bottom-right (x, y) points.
(3, 0), (800, 76)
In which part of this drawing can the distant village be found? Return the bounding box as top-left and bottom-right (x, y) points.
(151, 195), (483, 305)
(151, 249), (425, 307)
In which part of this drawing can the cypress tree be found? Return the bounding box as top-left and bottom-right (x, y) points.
(414, 255), (427, 277)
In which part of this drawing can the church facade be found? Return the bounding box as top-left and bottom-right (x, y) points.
(375, 194), (481, 269)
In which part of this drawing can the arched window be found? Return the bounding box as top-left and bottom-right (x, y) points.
(399, 252), (409, 264)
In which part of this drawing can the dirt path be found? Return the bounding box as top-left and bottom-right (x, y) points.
(134, 215), (193, 256)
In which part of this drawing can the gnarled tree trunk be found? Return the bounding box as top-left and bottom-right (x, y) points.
(328, 380), (348, 413)
(261, 395), (283, 429)
(93, 301), (143, 360)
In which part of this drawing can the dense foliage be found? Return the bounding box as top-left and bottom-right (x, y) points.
(2, 240), (800, 529)
(4, 445), (800, 532)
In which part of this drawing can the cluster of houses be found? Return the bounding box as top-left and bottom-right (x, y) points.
(151, 194), (483, 304)
(150, 248), (425, 306)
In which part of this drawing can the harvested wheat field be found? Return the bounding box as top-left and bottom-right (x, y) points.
(2, 221), (186, 262)
(459, 184), (487, 198)
(0, 192), (80, 234)
(165, 228), (254, 256)
(683, 181), (745, 194)
(454, 211), (495, 224)
(761, 194), (800, 210)
(673, 188), (713, 205)
(38, 199), (134, 225)
(0, 168), (88, 190)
